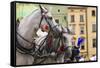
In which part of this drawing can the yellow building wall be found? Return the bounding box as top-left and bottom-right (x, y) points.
(67, 7), (97, 60)
(68, 8), (87, 53)
(87, 7), (96, 59)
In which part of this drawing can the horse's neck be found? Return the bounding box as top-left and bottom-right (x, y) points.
(18, 9), (41, 42)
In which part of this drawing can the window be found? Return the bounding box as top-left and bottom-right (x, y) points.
(92, 24), (96, 32)
(69, 24), (75, 34)
(93, 39), (96, 48)
(55, 19), (59, 24)
(58, 9), (60, 12)
(92, 10), (95, 16)
(80, 15), (84, 22)
(80, 26), (84, 34)
(64, 16), (67, 20)
(71, 15), (75, 22)
(72, 25), (75, 34)
(81, 45), (85, 50)
(81, 42), (85, 50)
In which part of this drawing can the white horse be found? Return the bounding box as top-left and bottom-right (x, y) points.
(16, 5), (63, 65)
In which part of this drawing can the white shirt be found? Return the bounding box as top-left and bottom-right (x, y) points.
(35, 28), (48, 46)
(36, 28), (48, 37)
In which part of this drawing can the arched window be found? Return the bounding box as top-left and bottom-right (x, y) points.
(92, 10), (95, 16)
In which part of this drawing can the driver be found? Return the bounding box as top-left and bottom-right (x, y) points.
(35, 24), (49, 55)
(36, 24), (49, 37)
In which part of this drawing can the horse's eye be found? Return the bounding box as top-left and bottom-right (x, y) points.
(48, 17), (52, 20)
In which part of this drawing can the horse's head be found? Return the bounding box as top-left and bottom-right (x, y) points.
(60, 26), (73, 47)
(39, 5), (62, 33)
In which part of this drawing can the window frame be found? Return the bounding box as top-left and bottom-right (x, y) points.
(92, 10), (96, 16)
(92, 38), (96, 48)
(80, 15), (84, 22)
(80, 26), (84, 34)
(92, 24), (96, 32)
(70, 15), (75, 22)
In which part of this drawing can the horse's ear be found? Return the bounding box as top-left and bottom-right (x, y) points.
(39, 5), (44, 13)
(39, 5), (48, 13)
(39, 4), (42, 10)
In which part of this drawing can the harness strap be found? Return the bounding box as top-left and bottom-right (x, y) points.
(52, 25), (58, 29)
(17, 32), (34, 44)
(39, 15), (44, 28)
(16, 38), (35, 54)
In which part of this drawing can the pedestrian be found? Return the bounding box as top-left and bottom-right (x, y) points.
(77, 36), (85, 48)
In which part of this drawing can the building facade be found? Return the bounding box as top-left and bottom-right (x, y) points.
(87, 7), (96, 59)
(43, 5), (68, 27)
(67, 6), (97, 60)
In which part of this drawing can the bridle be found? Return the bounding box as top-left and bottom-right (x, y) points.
(16, 7), (59, 55)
